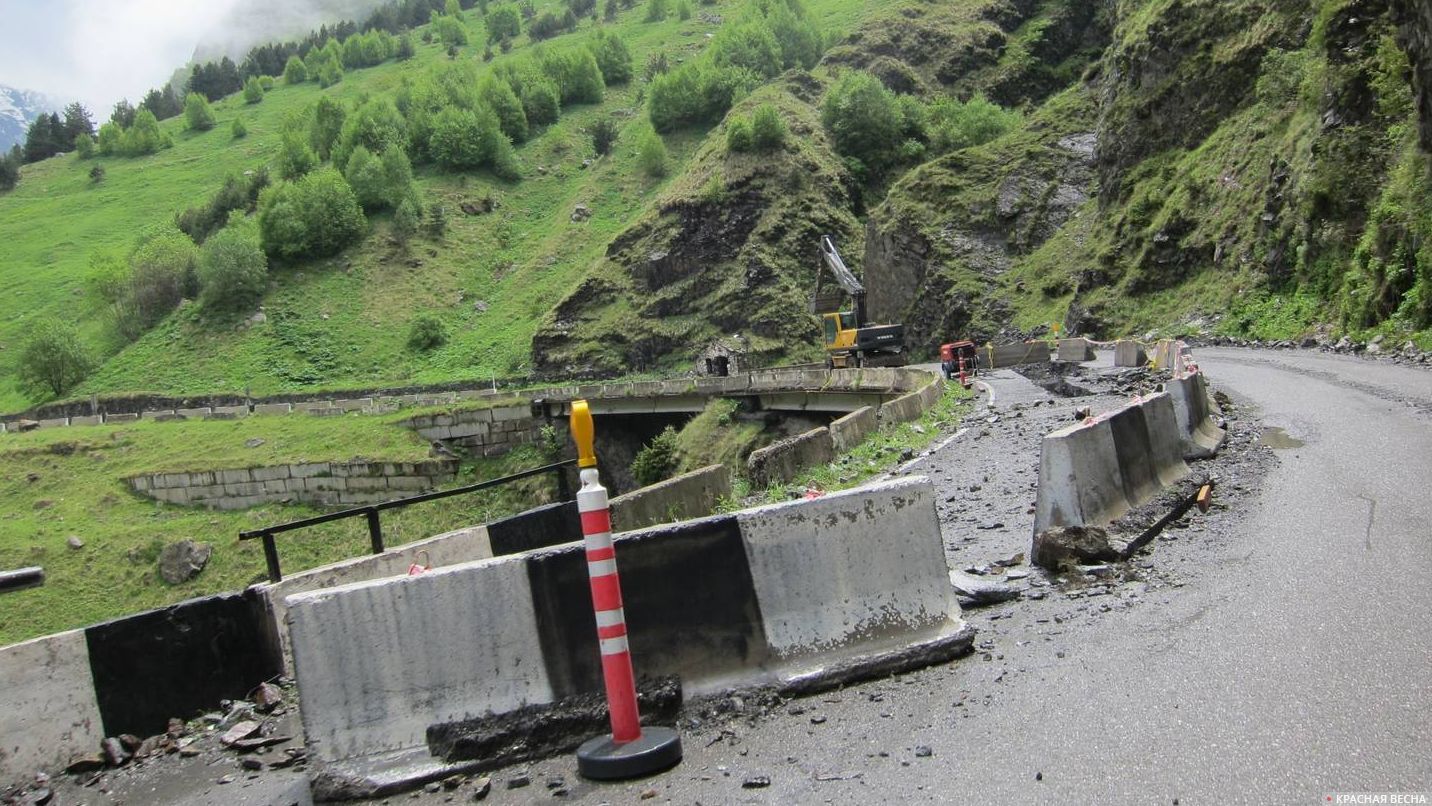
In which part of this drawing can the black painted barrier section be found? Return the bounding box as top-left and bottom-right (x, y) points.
(525, 514), (770, 700)
(85, 590), (280, 737)
(487, 501), (582, 556)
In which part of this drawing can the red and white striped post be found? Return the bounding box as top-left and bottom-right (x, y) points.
(570, 400), (682, 780)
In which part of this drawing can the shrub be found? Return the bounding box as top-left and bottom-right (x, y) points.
(123, 109), (169, 155)
(604, 0), (618, 21)
(396, 34), (416, 61)
(257, 167), (368, 260)
(310, 96), (347, 160)
(184, 92), (216, 131)
(648, 62), (755, 131)
(343, 145), (388, 211)
(318, 61), (343, 88)
(487, 5), (522, 42)
(821, 71), (902, 178)
(259, 75), (275, 90)
(394, 197), (421, 244)
(520, 76), (561, 125)
(74, 132), (94, 158)
(17, 318), (94, 400)
(432, 13), (469, 46)
(925, 94), (1021, 155)
(590, 117), (618, 155)
(676, 0), (691, 20)
(278, 131), (317, 180)
(644, 0), (668, 22)
(407, 314), (448, 351)
(710, 21), (781, 78)
(176, 169), (269, 243)
(284, 55), (308, 84)
(588, 30), (633, 85)
(231, 117), (248, 138)
(243, 76), (264, 104)
(480, 76), (529, 142)
(89, 164), (106, 183)
(542, 48), (605, 105)
(333, 97), (408, 171)
(750, 103), (785, 150)
(635, 126), (668, 177)
(197, 221), (268, 314)
(631, 426), (679, 485)
(569, 0), (596, 17)
(529, 11), (571, 41)
(103, 227), (198, 342)
(726, 117), (752, 152)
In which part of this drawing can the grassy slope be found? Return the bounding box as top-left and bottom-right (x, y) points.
(0, 408), (560, 644)
(1, 0), (871, 411)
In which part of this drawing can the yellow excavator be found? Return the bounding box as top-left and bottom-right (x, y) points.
(812, 236), (907, 369)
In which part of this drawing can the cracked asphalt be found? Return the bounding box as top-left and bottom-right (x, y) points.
(31, 348), (1432, 806)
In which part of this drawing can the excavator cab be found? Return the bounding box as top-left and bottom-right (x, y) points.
(822, 312), (859, 350)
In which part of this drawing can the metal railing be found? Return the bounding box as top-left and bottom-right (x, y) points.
(239, 459), (575, 582)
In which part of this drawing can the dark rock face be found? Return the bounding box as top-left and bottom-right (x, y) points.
(1394, 0), (1432, 153)
(1093, 0), (1305, 202)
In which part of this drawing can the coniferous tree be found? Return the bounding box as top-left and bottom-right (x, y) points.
(62, 102), (95, 143)
(110, 100), (137, 128)
(0, 147), (20, 192)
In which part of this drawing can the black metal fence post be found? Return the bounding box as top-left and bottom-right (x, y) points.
(556, 465), (571, 502)
(366, 509), (384, 554)
(261, 534), (282, 583)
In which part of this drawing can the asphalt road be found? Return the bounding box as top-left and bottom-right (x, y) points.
(535, 348), (1432, 806)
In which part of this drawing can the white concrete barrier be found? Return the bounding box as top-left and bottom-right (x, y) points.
(286, 555), (551, 768)
(736, 477), (962, 673)
(0, 630), (106, 788)
(1139, 392), (1191, 487)
(253, 525), (494, 674)
(1034, 415), (1130, 534)
(1166, 371), (1225, 459)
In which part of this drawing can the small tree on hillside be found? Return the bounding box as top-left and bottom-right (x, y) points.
(197, 220), (268, 315)
(18, 318), (95, 400)
(184, 92), (216, 131)
(635, 126), (668, 177)
(243, 76), (264, 104)
(750, 103), (786, 150)
(284, 55), (308, 83)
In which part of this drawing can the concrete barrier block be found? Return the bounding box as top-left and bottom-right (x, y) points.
(1138, 392), (1192, 487)
(829, 406), (877, 454)
(68, 415), (102, 427)
(610, 465), (732, 531)
(1114, 340), (1148, 368)
(1057, 338), (1095, 363)
(1166, 372), (1225, 459)
(1106, 402), (1161, 511)
(0, 630), (106, 789)
(735, 477), (961, 664)
(38, 417), (69, 428)
(209, 405), (249, 418)
(103, 413), (139, 423)
(747, 427), (835, 489)
(141, 410), (177, 420)
(287, 556), (552, 765)
(176, 407), (212, 419)
(252, 403), (292, 416)
(1033, 416), (1130, 534)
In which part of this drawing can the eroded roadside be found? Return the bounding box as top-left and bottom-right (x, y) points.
(18, 358), (1277, 806)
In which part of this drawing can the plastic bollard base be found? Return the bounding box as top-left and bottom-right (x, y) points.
(576, 726), (683, 781)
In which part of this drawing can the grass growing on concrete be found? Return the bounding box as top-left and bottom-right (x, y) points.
(741, 382), (974, 506)
(0, 412), (561, 645)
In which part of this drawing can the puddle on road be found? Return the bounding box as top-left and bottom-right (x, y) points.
(1258, 426), (1305, 449)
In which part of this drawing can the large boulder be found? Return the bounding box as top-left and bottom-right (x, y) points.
(158, 540), (212, 585)
(1031, 525), (1119, 571)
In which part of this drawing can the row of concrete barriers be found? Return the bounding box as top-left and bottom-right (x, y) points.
(1033, 342), (1226, 534)
(284, 477), (971, 795)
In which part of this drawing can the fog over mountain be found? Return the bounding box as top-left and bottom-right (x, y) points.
(0, 0), (387, 118)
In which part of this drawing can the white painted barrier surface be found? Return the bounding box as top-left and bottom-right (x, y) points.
(1139, 392), (1192, 487)
(736, 477), (960, 664)
(0, 630), (105, 788)
(1034, 416), (1130, 534)
(286, 555), (552, 765)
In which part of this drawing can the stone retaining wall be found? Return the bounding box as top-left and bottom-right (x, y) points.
(401, 404), (542, 457)
(128, 460), (460, 510)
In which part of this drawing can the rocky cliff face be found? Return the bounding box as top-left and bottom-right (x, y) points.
(1395, 0), (1432, 152)
(531, 75), (861, 376)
